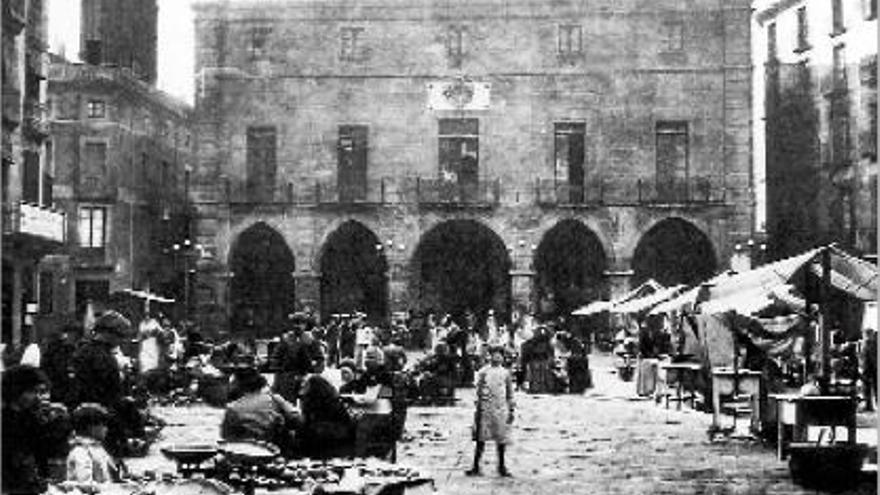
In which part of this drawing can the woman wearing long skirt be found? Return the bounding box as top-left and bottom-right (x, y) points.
(466, 346), (515, 477)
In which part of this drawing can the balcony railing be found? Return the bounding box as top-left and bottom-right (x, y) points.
(414, 177), (501, 207)
(535, 177), (727, 206)
(3, 201), (66, 244)
(220, 175), (727, 207)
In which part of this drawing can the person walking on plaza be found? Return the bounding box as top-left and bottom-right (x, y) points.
(465, 345), (515, 477)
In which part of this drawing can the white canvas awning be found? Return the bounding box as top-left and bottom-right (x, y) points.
(571, 279), (665, 316)
(610, 285), (686, 315)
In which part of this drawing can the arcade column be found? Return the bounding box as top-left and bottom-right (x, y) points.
(386, 255), (410, 316)
(603, 258), (634, 300)
(294, 270), (321, 316)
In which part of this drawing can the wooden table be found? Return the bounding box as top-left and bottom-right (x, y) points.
(710, 368), (762, 433)
(659, 362), (703, 410)
(769, 394), (857, 460)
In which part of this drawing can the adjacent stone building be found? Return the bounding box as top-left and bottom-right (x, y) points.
(756, 0), (877, 260)
(79, 0), (159, 85)
(45, 56), (194, 326)
(190, 0), (754, 336)
(2, 0), (65, 347)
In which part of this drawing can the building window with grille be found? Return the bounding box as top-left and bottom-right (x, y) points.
(558, 25), (582, 62)
(438, 118), (479, 201)
(340, 27), (364, 61)
(655, 121), (689, 201)
(832, 0), (845, 35)
(78, 206), (107, 248)
(338, 125), (368, 202)
(246, 126), (277, 200)
(662, 21), (684, 52)
(250, 25), (272, 59)
(87, 100), (105, 118)
(447, 26), (465, 69)
(767, 23), (777, 61)
(796, 6), (810, 52)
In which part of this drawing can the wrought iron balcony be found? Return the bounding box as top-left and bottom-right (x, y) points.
(534, 176), (727, 206)
(414, 177), (501, 208)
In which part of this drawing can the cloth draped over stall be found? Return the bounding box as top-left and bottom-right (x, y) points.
(571, 279), (664, 316)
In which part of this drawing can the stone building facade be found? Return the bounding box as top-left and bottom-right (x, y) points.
(44, 57), (194, 327)
(79, 0), (158, 85)
(756, 0), (877, 260)
(191, 0), (754, 336)
(2, 0), (65, 347)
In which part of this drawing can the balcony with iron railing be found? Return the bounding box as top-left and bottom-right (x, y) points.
(218, 175), (728, 209)
(2, 200), (66, 245)
(535, 176), (727, 206)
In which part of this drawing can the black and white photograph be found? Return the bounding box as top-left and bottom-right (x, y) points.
(1, 0), (878, 493)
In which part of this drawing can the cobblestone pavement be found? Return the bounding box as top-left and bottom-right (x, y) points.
(130, 354), (878, 495)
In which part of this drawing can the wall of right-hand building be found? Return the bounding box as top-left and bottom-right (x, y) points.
(756, 0), (877, 260)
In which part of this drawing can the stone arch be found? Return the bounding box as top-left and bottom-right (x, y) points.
(534, 219), (608, 319)
(318, 220), (388, 324)
(631, 217), (717, 286)
(410, 219), (512, 324)
(228, 222), (296, 337)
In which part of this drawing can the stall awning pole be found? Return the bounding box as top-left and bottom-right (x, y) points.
(819, 246), (832, 394)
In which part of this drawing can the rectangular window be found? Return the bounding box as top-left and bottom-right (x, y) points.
(83, 142), (107, 177)
(250, 25), (272, 59)
(438, 118), (479, 201)
(87, 100), (105, 118)
(663, 21), (684, 52)
(43, 140), (53, 207)
(340, 27), (364, 61)
(78, 206), (107, 248)
(796, 6), (810, 51)
(833, 44), (847, 89)
(867, 0), (878, 19)
(554, 123), (586, 204)
(447, 26), (465, 68)
(38, 272), (53, 315)
(246, 126), (277, 200)
(558, 25), (582, 60)
(767, 23), (777, 60)
(22, 150), (39, 203)
(338, 125), (368, 202)
(832, 0), (845, 34)
(655, 121), (689, 201)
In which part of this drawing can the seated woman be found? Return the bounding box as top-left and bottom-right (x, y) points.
(221, 367), (302, 456)
(298, 354), (356, 458)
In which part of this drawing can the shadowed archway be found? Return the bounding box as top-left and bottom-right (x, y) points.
(229, 223), (296, 337)
(632, 218), (717, 287)
(319, 221), (388, 324)
(534, 219), (607, 319)
(411, 220), (511, 324)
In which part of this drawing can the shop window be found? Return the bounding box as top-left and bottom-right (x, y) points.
(78, 205), (107, 248)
